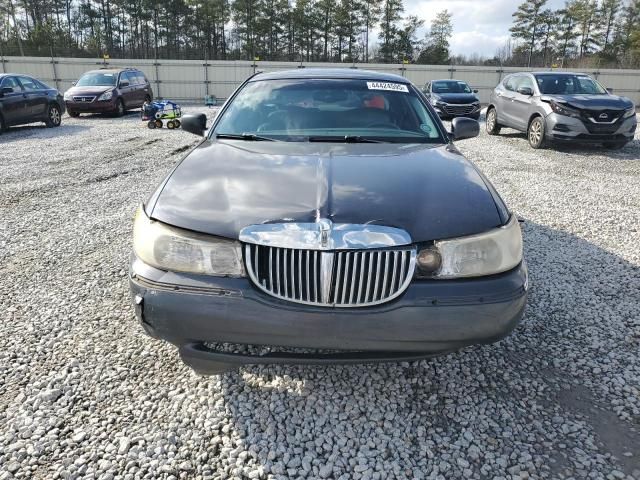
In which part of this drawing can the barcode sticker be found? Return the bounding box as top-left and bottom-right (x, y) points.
(366, 82), (409, 93)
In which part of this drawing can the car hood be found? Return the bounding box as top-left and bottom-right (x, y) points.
(65, 86), (113, 96)
(148, 140), (506, 243)
(541, 94), (634, 110)
(434, 93), (478, 104)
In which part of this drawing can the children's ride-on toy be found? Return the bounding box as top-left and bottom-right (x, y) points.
(142, 100), (182, 129)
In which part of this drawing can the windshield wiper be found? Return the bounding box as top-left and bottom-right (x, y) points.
(307, 135), (386, 143)
(215, 133), (277, 141)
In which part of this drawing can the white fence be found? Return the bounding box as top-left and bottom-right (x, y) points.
(2, 56), (640, 104)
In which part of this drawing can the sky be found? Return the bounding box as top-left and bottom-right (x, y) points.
(404, 0), (567, 57)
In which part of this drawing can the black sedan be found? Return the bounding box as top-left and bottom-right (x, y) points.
(129, 69), (527, 374)
(423, 79), (481, 120)
(0, 74), (65, 133)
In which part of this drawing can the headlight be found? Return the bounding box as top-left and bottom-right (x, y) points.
(133, 207), (245, 277)
(63, 91), (72, 101)
(549, 101), (580, 118)
(623, 107), (636, 118)
(431, 97), (443, 106)
(97, 90), (114, 101)
(416, 215), (523, 278)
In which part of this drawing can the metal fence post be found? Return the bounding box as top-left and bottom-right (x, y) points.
(204, 48), (209, 98)
(154, 57), (161, 99)
(50, 46), (60, 90)
(0, 44), (5, 74)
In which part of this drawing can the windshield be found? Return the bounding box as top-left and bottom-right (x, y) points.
(213, 78), (444, 143)
(76, 72), (117, 87)
(535, 74), (606, 95)
(432, 80), (472, 94)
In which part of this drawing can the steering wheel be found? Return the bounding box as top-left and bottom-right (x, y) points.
(366, 122), (400, 130)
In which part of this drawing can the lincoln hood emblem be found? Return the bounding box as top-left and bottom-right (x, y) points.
(318, 218), (331, 247)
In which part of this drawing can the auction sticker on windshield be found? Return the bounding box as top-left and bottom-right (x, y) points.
(366, 82), (409, 93)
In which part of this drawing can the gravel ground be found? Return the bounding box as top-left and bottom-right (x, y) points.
(1, 107), (639, 480)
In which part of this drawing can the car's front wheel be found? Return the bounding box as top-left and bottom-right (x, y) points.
(45, 104), (62, 128)
(527, 116), (546, 149)
(114, 99), (125, 117)
(68, 110), (80, 118)
(486, 107), (501, 135)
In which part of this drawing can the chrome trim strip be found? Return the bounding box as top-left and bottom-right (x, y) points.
(239, 221), (412, 250)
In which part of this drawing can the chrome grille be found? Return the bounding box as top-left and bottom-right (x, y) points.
(245, 244), (416, 307)
(73, 95), (95, 102)
(442, 103), (477, 115)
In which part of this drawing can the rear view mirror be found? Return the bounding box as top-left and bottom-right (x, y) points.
(517, 86), (533, 96)
(72, 81), (76, 86)
(0, 86), (14, 96)
(606, 87), (613, 93)
(181, 113), (208, 136)
(450, 117), (479, 141)
(119, 80), (130, 88)
(473, 89), (479, 93)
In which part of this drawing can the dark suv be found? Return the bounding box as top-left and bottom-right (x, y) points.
(422, 79), (481, 120)
(486, 72), (637, 149)
(64, 68), (153, 117)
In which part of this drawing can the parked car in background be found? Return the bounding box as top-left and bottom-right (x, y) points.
(64, 68), (153, 117)
(486, 71), (637, 149)
(422, 79), (481, 120)
(0, 74), (64, 133)
(129, 69), (527, 375)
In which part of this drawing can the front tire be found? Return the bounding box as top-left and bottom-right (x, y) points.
(45, 104), (62, 128)
(486, 107), (501, 135)
(527, 116), (546, 149)
(68, 110), (80, 118)
(114, 99), (125, 117)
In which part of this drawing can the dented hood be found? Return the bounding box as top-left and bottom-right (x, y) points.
(148, 140), (506, 243)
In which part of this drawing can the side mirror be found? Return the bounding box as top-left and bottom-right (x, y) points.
(450, 117), (480, 141)
(606, 87), (613, 94)
(119, 80), (130, 88)
(72, 81), (76, 86)
(0, 86), (14, 96)
(181, 113), (207, 136)
(473, 89), (479, 93)
(517, 86), (533, 96)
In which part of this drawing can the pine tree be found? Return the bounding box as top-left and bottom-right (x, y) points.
(377, 0), (403, 62)
(417, 9), (452, 64)
(509, 0), (548, 67)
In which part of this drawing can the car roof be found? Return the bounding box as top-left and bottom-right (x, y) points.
(529, 71), (589, 76)
(431, 79), (467, 82)
(83, 68), (138, 74)
(251, 68), (410, 83)
(0, 73), (34, 78)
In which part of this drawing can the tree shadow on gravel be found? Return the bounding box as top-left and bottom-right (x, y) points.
(210, 219), (639, 479)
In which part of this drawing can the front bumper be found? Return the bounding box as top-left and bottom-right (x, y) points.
(129, 254), (528, 373)
(545, 112), (637, 143)
(433, 104), (481, 120)
(65, 97), (117, 113)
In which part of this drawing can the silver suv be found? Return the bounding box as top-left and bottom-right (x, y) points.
(486, 72), (637, 149)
